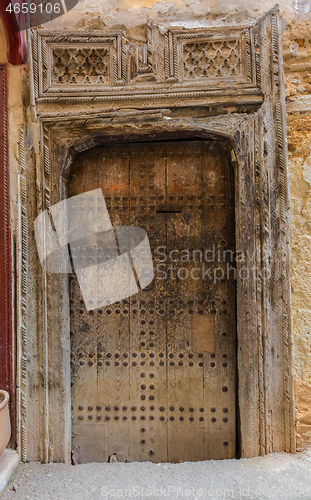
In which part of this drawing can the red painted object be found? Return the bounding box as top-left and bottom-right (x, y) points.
(0, 0), (26, 65)
(0, 65), (14, 447)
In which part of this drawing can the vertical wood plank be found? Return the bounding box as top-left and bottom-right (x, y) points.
(128, 142), (168, 462)
(233, 119), (260, 458)
(166, 141), (205, 462)
(201, 141), (236, 460)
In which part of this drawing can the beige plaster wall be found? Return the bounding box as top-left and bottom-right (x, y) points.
(0, 20), (26, 233)
(46, 0), (296, 30)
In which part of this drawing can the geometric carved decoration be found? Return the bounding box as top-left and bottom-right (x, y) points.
(166, 29), (255, 85)
(52, 47), (110, 86)
(32, 26), (260, 103)
(183, 40), (242, 80)
(33, 30), (126, 97)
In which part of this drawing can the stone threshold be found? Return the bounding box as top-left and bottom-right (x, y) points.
(0, 450), (19, 495)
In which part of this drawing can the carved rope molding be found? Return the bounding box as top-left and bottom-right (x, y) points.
(271, 8), (294, 454)
(30, 25), (262, 104)
(17, 126), (27, 462)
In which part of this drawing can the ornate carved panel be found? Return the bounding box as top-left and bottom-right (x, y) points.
(182, 39), (242, 80)
(52, 47), (110, 86)
(31, 26), (261, 104)
(32, 30), (127, 98)
(165, 28), (256, 86)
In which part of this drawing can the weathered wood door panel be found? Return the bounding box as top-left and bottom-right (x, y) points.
(70, 140), (236, 463)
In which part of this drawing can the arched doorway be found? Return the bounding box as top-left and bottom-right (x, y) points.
(69, 139), (237, 463)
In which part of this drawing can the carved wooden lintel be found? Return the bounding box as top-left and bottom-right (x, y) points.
(31, 24), (261, 106)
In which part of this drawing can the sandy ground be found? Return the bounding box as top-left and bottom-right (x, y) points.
(1, 451), (311, 500)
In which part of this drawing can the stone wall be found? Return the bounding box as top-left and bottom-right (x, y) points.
(278, 17), (311, 450)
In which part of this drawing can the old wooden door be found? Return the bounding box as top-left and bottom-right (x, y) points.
(70, 140), (236, 463)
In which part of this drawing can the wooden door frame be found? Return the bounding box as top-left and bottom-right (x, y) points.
(19, 111), (294, 462)
(18, 7), (295, 462)
(0, 64), (14, 447)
